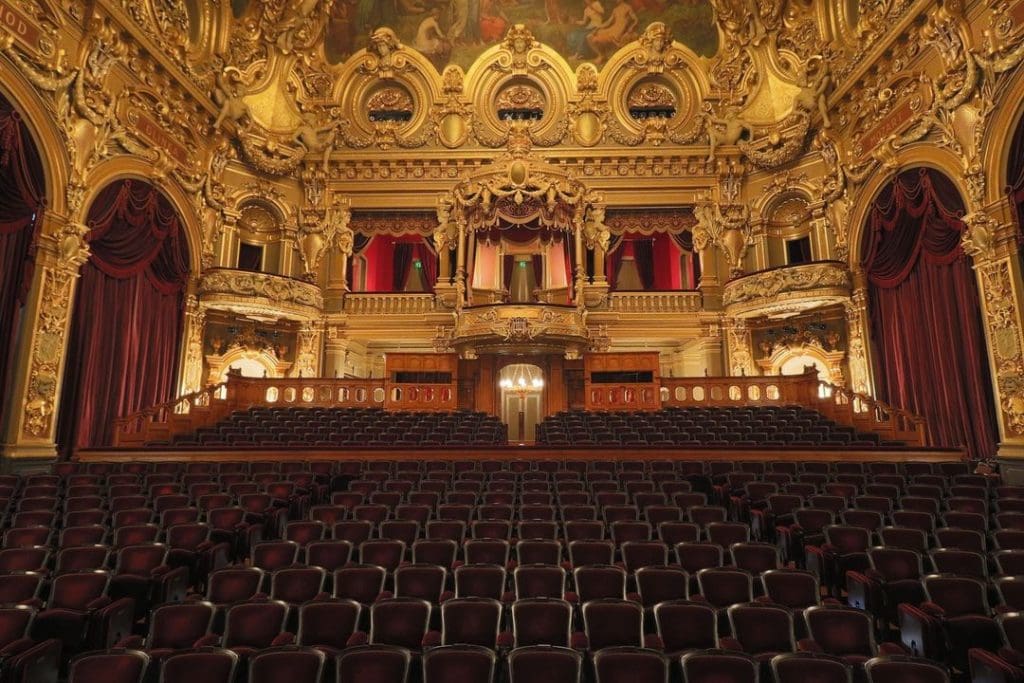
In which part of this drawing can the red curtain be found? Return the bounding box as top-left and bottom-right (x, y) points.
(392, 242), (413, 291)
(57, 180), (190, 453)
(1010, 113), (1024, 246)
(633, 239), (656, 290)
(0, 96), (44, 406)
(413, 241), (437, 292)
(862, 168), (998, 460)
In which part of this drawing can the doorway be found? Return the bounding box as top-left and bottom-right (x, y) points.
(498, 363), (544, 443)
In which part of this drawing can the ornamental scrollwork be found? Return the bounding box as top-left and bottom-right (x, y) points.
(199, 269), (324, 310)
(723, 262), (852, 307)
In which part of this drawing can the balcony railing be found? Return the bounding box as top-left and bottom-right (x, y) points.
(344, 293), (437, 315)
(606, 291), (702, 313)
(660, 369), (926, 446)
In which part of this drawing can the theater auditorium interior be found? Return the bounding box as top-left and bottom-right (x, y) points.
(4, 0), (1024, 681)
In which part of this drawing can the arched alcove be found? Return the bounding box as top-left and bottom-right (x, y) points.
(0, 91), (46, 411)
(56, 180), (192, 453)
(860, 168), (998, 459)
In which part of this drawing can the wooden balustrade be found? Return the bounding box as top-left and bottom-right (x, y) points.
(816, 381), (927, 447)
(344, 293), (437, 315)
(112, 372), (387, 447)
(659, 369), (927, 447)
(113, 366), (928, 450)
(606, 291), (703, 313)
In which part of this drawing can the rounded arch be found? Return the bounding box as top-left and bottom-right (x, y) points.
(80, 157), (203, 276)
(855, 164), (999, 460)
(0, 60), (70, 216)
(980, 65), (1024, 206)
(845, 144), (971, 271)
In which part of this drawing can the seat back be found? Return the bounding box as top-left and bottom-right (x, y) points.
(297, 599), (361, 650)
(593, 647), (669, 683)
(222, 601), (289, 648)
(336, 644), (412, 683)
(653, 600), (718, 654)
(804, 606), (876, 657)
(146, 602), (216, 649)
(441, 598), (503, 647)
(248, 646), (326, 683)
(158, 649), (239, 683)
(582, 599), (644, 650)
(512, 598), (573, 648)
(507, 645), (583, 683)
(369, 597), (432, 649)
(728, 603), (795, 655)
(69, 649), (149, 683)
(680, 650), (759, 683)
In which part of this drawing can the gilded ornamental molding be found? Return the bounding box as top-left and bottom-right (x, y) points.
(441, 304), (590, 359)
(199, 268), (323, 320)
(723, 262), (852, 318)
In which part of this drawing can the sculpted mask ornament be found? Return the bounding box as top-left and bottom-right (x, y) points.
(363, 28), (407, 78)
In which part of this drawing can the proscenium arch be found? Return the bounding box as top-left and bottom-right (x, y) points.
(844, 144), (973, 271)
(0, 59), (70, 218)
(79, 157), (204, 276)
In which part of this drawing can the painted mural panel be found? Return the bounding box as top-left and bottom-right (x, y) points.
(326, 1), (718, 69)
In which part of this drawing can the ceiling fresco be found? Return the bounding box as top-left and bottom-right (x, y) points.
(322, 0), (719, 69)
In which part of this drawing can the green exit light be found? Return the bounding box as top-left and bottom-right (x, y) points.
(519, 261), (526, 268)
(414, 260), (422, 269)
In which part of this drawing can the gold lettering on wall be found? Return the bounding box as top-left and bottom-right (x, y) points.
(855, 100), (916, 161)
(128, 109), (190, 166)
(0, 2), (41, 50)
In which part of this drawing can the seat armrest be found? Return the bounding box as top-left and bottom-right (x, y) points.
(797, 639), (823, 653)
(718, 637), (743, 651)
(193, 634), (221, 648)
(271, 632), (294, 646)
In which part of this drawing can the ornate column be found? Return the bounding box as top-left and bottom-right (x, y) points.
(844, 271), (875, 396)
(292, 321), (325, 378)
(323, 327), (352, 378)
(573, 213), (585, 306)
(960, 205), (1024, 471)
(454, 216), (468, 310)
(176, 282), (207, 398)
(724, 317), (758, 377)
(581, 203), (610, 306)
(0, 215), (90, 462)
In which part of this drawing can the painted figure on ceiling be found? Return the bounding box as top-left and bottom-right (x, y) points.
(479, 0), (510, 42)
(568, 1), (605, 59)
(587, 0), (639, 64)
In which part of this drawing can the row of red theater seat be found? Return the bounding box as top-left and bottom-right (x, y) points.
(0, 458), (991, 683)
(154, 407), (508, 448)
(66, 642), (957, 683)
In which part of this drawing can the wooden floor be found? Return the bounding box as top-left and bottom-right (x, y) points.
(77, 445), (965, 464)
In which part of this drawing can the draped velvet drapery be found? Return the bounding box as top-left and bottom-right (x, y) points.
(1010, 113), (1024, 246)
(0, 96), (45, 408)
(413, 241), (437, 292)
(861, 168), (998, 460)
(57, 180), (190, 453)
(633, 239), (656, 290)
(392, 243), (414, 291)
